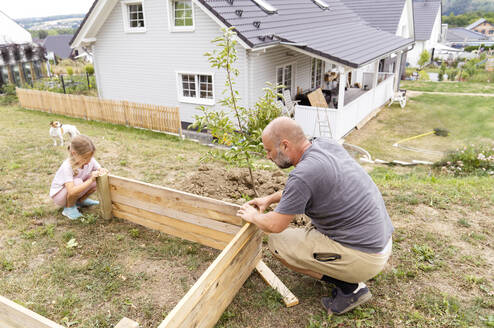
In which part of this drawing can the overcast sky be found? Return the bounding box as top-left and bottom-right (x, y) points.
(2, 0), (94, 19)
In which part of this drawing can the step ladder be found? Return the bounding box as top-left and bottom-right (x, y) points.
(314, 107), (333, 140)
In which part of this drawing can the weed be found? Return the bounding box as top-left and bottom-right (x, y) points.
(1, 258), (14, 271)
(412, 244), (435, 262)
(457, 218), (471, 227)
(80, 213), (98, 225)
(62, 231), (75, 242)
(129, 228), (140, 238)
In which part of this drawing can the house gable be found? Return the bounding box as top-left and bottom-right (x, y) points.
(413, 0), (441, 41)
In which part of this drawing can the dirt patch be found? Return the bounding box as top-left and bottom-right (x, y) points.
(176, 164), (287, 204)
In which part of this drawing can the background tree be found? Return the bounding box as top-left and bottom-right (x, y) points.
(418, 50), (430, 69)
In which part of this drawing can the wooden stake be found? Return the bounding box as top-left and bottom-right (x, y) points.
(114, 317), (139, 328)
(256, 260), (299, 307)
(96, 174), (112, 220)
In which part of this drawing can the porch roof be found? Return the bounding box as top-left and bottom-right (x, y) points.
(199, 0), (413, 68)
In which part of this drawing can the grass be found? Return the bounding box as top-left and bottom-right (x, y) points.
(345, 93), (494, 162)
(401, 80), (494, 94)
(1, 103), (493, 327)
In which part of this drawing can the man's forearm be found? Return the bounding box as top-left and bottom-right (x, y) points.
(267, 190), (283, 206)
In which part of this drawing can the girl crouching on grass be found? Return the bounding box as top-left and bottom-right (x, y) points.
(49, 135), (108, 220)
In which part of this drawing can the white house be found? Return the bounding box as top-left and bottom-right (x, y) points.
(71, 0), (413, 140)
(407, 0), (442, 67)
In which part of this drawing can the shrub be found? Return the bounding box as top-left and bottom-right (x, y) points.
(447, 69), (458, 81)
(418, 50), (430, 68)
(0, 83), (18, 105)
(418, 70), (429, 81)
(85, 64), (94, 75)
(66, 67), (73, 76)
(434, 145), (494, 176)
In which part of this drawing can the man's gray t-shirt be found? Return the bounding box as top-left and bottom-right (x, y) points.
(275, 138), (393, 253)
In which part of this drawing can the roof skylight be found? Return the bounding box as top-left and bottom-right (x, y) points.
(252, 0), (277, 14)
(313, 0), (329, 10)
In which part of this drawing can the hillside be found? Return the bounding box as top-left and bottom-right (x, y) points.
(15, 14), (84, 31)
(443, 0), (494, 15)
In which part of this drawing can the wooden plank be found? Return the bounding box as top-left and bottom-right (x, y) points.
(255, 260), (299, 307)
(112, 203), (233, 250)
(96, 174), (113, 219)
(307, 88), (329, 108)
(0, 295), (64, 328)
(109, 175), (243, 226)
(111, 193), (240, 236)
(158, 223), (262, 328)
(114, 317), (139, 328)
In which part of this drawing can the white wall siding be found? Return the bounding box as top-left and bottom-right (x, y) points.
(407, 10), (442, 67)
(247, 46), (311, 106)
(94, 0), (248, 123)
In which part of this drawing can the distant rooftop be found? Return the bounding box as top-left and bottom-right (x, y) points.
(42, 34), (74, 58)
(465, 18), (487, 30)
(413, 0), (441, 41)
(446, 27), (489, 42)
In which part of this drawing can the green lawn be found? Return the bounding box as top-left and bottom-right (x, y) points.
(346, 94), (494, 162)
(1, 104), (493, 328)
(401, 80), (494, 94)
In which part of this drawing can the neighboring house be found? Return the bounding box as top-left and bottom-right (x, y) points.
(339, 0), (414, 79)
(466, 18), (494, 39)
(444, 27), (493, 48)
(43, 35), (76, 63)
(71, 0), (413, 140)
(407, 0), (442, 67)
(0, 10), (47, 89)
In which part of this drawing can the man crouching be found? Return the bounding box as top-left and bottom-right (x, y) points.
(237, 117), (393, 315)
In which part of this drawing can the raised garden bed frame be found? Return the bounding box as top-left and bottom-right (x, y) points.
(0, 174), (297, 328)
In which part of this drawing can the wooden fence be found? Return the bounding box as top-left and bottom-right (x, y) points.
(16, 88), (182, 137)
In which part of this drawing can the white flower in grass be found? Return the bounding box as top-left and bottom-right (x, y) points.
(477, 153), (486, 161)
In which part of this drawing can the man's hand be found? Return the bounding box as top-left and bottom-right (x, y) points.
(237, 204), (260, 224)
(246, 195), (272, 213)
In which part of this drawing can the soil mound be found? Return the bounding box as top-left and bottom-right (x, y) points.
(178, 164), (286, 204)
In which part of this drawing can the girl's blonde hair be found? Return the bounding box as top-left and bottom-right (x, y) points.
(68, 135), (96, 175)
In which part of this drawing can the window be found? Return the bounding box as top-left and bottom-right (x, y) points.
(489, 30), (494, 35)
(177, 73), (214, 105)
(22, 62), (32, 84)
(168, 0), (194, 31)
(121, 1), (146, 33)
(276, 64), (293, 94)
(11, 65), (20, 86)
(33, 61), (42, 79)
(311, 58), (323, 89)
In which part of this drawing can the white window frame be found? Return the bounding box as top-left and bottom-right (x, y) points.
(275, 63), (295, 95)
(176, 72), (215, 105)
(121, 0), (147, 33)
(167, 0), (195, 32)
(311, 58), (324, 89)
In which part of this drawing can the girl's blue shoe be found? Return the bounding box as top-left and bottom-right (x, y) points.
(62, 206), (83, 220)
(76, 199), (100, 207)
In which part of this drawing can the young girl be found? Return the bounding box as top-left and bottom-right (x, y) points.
(50, 135), (108, 220)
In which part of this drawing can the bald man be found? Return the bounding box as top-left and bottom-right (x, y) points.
(237, 117), (393, 315)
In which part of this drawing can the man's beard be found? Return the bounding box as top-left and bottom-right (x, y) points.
(273, 149), (292, 169)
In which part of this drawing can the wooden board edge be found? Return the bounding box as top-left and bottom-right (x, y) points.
(255, 260), (299, 307)
(0, 295), (64, 328)
(157, 223), (262, 328)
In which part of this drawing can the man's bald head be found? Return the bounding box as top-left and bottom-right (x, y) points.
(263, 117), (307, 147)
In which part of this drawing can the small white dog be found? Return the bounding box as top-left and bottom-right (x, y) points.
(49, 121), (80, 146)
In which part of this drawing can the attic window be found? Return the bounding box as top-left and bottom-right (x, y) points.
(252, 0), (277, 14)
(312, 0), (329, 10)
(168, 0), (195, 32)
(121, 0), (146, 33)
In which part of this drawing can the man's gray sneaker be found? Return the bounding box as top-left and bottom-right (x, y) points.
(321, 285), (372, 315)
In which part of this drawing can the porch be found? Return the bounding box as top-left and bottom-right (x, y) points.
(294, 72), (395, 141)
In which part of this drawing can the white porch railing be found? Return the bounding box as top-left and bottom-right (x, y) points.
(295, 74), (394, 140)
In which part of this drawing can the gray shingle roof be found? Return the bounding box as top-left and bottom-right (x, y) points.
(466, 18), (486, 30)
(413, 0), (441, 41)
(199, 0), (413, 67)
(43, 34), (74, 58)
(446, 27), (489, 42)
(338, 0), (406, 34)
